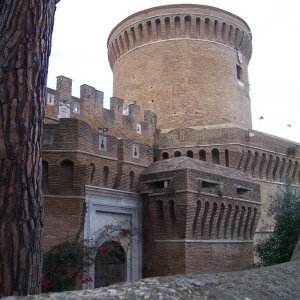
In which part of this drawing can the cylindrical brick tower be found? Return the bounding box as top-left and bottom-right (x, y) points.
(107, 4), (252, 131)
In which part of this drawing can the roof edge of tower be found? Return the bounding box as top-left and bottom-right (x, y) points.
(107, 4), (251, 46)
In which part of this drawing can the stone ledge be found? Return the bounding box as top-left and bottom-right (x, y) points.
(7, 259), (300, 299)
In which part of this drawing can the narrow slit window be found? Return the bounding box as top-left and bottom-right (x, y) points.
(199, 179), (222, 195)
(129, 171), (135, 190)
(147, 180), (169, 189)
(236, 65), (243, 81)
(237, 186), (252, 198)
(132, 144), (140, 159)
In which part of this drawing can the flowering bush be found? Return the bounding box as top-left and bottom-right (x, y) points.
(81, 275), (93, 284)
(98, 245), (108, 253)
(42, 220), (136, 292)
(114, 240), (122, 247)
(42, 279), (50, 292)
(42, 241), (82, 292)
(121, 229), (131, 236)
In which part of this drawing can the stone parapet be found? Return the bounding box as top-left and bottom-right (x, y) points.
(8, 260), (300, 299)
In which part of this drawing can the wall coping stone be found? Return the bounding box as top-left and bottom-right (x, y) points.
(6, 259), (300, 299)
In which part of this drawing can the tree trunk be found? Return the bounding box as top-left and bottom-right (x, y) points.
(0, 0), (58, 296)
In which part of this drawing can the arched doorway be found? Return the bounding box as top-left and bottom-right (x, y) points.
(94, 240), (126, 287)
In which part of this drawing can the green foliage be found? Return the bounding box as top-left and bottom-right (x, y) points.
(43, 241), (82, 292)
(255, 179), (300, 267)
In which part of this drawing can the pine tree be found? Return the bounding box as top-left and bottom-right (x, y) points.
(0, 1), (59, 295)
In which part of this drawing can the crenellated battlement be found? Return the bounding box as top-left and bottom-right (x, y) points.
(107, 4), (252, 69)
(45, 76), (157, 144)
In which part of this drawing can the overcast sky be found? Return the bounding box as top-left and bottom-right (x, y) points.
(47, 0), (300, 143)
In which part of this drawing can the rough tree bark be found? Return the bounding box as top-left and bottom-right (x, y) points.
(0, 0), (59, 296)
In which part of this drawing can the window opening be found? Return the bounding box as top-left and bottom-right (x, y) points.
(236, 65), (243, 86)
(103, 166), (109, 186)
(47, 93), (55, 105)
(132, 144), (140, 159)
(60, 160), (73, 194)
(199, 149), (206, 161)
(99, 136), (107, 151)
(237, 186), (252, 198)
(162, 152), (169, 160)
(174, 151), (181, 157)
(129, 171), (135, 190)
(211, 148), (220, 164)
(225, 149), (229, 167)
(73, 102), (81, 114)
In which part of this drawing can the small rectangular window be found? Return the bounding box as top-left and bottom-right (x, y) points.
(136, 123), (141, 134)
(99, 135), (107, 151)
(236, 65), (244, 87)
(59, 100), (70, 118)
(237, 186), (252, 198)
(236, 65), (242, 80)
(143, 179), (170, 189)
(47, 93), (55, 105)
(98, 128), (108, 134)
(73, 102), (81, 114)
(132, 144), (140, 159)
(123, 105), (129, 115)
(198, 179), (222, 195)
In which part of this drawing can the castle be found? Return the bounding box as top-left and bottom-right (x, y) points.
(43, 4), (300, 288)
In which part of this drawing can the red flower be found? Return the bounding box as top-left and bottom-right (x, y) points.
(42, 279), (49, 291)
(81, 275), (93, 284)
(122, 229), (131, 236)
(99, 245), (108, 253)
(114, 240), (122, 247)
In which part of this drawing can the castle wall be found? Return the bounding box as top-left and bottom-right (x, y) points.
(42, 90), (156, 252)
(157, 126), (300, 237)
(140, 157), (261, 277)
(158, 128), (300, 185)
(45, 76), (157, 145)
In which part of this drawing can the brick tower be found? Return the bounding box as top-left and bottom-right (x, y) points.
(108, 4), (252, 130)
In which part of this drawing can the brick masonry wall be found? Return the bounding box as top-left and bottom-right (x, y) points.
(156, 126), (300, 236)
(45, 76), (157, 145)
(185, 241), (254, 274)
(141, 158), (261, 276)
(108, 5), (252, 130)
(43, 196), (84, 251)
(143, 241), (186, 277)
(42, 114), (154, 252)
